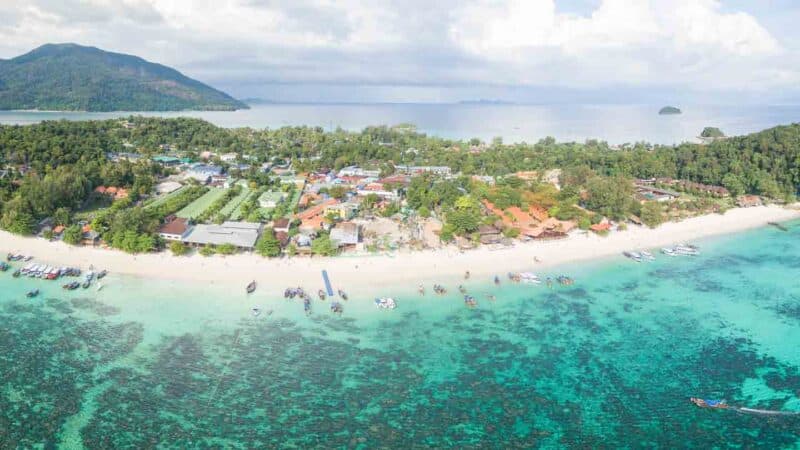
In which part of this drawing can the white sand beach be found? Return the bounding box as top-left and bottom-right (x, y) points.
(2, 205), (798, 296)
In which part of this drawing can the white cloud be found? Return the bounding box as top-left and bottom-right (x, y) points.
(0, 0), (795, 98)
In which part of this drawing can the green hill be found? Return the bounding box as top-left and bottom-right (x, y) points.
(0, 43), (247, 112)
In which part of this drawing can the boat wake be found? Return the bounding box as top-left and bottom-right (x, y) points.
(734, 407), (800, 416)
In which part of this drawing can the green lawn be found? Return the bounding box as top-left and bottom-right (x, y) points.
(176, 188), (227, 219)
(220, 185), (251, 220)
(145, 185), (190, 209)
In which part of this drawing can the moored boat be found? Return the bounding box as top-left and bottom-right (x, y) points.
(246, 281), (257, 294)
(27, 289), (40, 298)
(464, 295), (477, 308)
(374, 297), (397, 309)
(330, 302), (344, 314)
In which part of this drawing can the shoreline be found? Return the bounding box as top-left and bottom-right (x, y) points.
(1, 205), (798, 296)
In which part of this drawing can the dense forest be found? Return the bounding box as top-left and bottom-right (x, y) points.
(0, 116), (798, 242)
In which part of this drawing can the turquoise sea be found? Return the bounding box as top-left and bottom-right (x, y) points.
(2, 222), (800, 448)
(1, 103), (800, 145)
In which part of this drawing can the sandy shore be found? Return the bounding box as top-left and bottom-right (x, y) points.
(2, 205), (798, 295)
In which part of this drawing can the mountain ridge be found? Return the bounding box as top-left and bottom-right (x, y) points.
(0, 43), (247, 112)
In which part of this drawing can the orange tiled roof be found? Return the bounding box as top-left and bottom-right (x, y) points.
(590, 222), (611, 232)
(296, 198), (338, 221)
(94, 186), (107, 193)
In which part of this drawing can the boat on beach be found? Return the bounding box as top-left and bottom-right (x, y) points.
(246, 281), (256, 294)
(338, 289), (348, 300)
(623, 251), (642, 262)
(557, 275), (574, 286)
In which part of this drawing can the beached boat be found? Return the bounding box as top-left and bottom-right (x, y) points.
(338, 289), (348, 300)
(660, 247), (677, 256)
(519, 272), (541, 284)
(374, 297), (397, 309)
(246, 281), (257, 294)
(63, 281), (80, 290)
(27, 289), (39, 298)
(82, 280), (91, 289)
(623, 251), (642, 262)
(557, 275), (574, 286)
(96, 270), (108, 280)
(640, 250), (655, 261)
(318, 289), (326, 301)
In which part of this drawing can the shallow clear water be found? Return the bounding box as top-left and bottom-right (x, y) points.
(2, 223), (800, 448)
(1, 103), (799, 144)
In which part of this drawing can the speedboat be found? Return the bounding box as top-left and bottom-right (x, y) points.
(640, 250), (655, 261)
(374, 297), (397, 309)
(246, 281), (256, 294)
(690, 398), (728, 409)
(661, 247), (678, 257)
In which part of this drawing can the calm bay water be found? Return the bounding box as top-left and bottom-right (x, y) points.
(1, 103), (799, 144)
(2, 223), (800, 447)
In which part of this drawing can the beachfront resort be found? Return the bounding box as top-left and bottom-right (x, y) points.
(1, 117), (790, 263)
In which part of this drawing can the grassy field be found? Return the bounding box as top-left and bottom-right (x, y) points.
(220, 185), (252, 220)
(176, 188), (227, 219)
(144, 185), (190, 209)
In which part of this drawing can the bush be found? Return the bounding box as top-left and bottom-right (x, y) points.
(63, 225), (83, 245)
(199, 246), (216, 257)
(578, 217), (591, 230)
(640, 202), (665, 228)
(169, 241), (189, 256)
(503, 227), (520, 238)
(217, 243), (237, 255)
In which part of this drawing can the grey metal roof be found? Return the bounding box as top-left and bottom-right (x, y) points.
(183, 223), (261, 248)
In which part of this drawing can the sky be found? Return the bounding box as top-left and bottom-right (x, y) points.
(1, 0), (799, 104)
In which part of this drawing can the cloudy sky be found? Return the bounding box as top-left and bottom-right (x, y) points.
(1, 0), (799, 103)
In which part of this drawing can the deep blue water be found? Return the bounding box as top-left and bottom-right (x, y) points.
(1, 103), (799, 144)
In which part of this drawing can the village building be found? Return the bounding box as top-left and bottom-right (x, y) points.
(158, 217), (193, 241)
(182, 222), (262, 251)
(220, 153), (238, 163)
(272, 218), (291, 234)
(324, 201), (359, 220)
(635, 184), (680, 202)
(184, 164), (223, 184)
(338, 166), (381, 178)
(395, 165), (452, 176)
(152, 156), (181, 166)
(736, 195), (763, 208)
(156, 181), (183, 194)
(330, 222), (361, 248)
(478, 225), (503, 244)
(258, 191), (287, 208)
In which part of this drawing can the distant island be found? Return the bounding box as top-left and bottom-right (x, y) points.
(458, 99), (516, 105)
(658, 106), (682, 115)
(0, 43), (247, 112)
